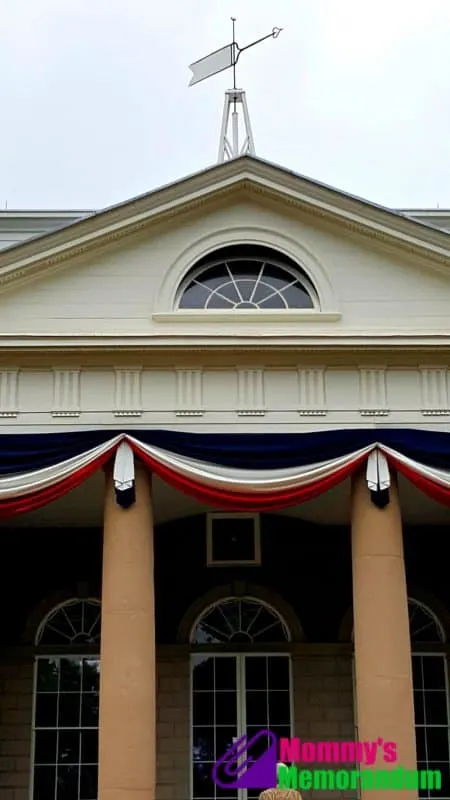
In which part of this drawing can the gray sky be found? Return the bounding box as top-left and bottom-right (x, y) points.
(1, 0), (450, 211)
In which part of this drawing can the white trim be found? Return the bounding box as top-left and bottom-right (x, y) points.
(153, 311), (341, 323)
(206, 513), (261, 567)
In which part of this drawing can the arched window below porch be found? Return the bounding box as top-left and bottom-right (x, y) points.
(190, 596), (293, 800)
(32, 598), (101, 800)
(352, 597), (449, 798)
(408, 599), (450, 797)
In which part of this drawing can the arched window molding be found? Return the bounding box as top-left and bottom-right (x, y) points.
(178, 582), (304, 643)
(32, 598), (101, 800)
(153, 226), (341, 324)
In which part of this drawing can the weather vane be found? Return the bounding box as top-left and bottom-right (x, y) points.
(188, 19), (282, 163)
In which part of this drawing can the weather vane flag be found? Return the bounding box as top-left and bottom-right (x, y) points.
(188, 19), (282, 162)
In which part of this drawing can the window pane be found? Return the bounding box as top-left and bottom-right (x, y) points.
(215, 691), (237, 725)
(425, 727), (450, 763)
(80, 693), (99, 728)
(214, 658), (236, 691)
(424, 692), (448, 725)
(37, 659), (59, 692)
(246, 691), (268, 726)
(215, 727), (237, 761)
(35, 730), (57, 765)
(193, 727), (214, 762)
(193, 762), (215, 797)
(82, 660), (99, 693)
(81, 730), (98, 764)
(245, 658), (267, 690)
(79, 764), (98, 800)
(193, 692), (214, 726)
(422, 657), (447, 690)
(56, 764), (79, 800)
(35, 693), (58, 728)
(58, 730), (80, 764)
(192, 657), (214, 690)
(60, 659), (82, 692)
(34, 765), (56, 800)
(268, 691), (291, 726)
(58, 693), (81, 728)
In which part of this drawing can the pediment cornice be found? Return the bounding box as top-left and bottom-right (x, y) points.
(0, 157), (450, 293)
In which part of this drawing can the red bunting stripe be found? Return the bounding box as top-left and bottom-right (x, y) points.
(131, 443), (369, 511)
(0, 451), (112, 518)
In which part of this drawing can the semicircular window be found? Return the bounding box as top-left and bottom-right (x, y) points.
(35, 598), (101, 646)
(178, 245), (316, 310)
(191, 597), (291, 644)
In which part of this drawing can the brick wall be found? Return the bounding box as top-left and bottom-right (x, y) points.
(0, 658), (33, 800)
(157, 653), (190, 800)
(0, 651), (354, 800)
(292, 654), (356, 800)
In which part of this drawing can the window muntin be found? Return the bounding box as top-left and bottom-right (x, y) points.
(32, 600), (100, 800)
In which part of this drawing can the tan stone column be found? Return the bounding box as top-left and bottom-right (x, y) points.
(98, 461), (156, 800)
(351, 469), (417, 800)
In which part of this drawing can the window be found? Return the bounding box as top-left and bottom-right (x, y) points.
(409, 600), (450, 800)
(190, 597), (293, 800)
(206, 513), (261, 566)
(32, 599), (101, 800)
(177, 245), (316, 311)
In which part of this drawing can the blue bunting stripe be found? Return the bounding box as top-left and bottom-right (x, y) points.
(0, 429), (449, 517)
(0, 427), (450, 473)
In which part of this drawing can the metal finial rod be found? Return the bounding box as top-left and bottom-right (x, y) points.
(231, 17), (237, 90)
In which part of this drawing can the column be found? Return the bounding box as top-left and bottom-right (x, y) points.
(351, 469), (417, 800)
(98, 462), (156, 800)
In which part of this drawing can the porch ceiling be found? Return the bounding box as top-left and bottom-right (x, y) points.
(0, 472), (449, 528)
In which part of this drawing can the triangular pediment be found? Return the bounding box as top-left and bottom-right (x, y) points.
(1, 155), (450, 290)
(1, 155), (450, 349)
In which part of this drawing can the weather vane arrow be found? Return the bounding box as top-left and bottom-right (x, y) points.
(188, 20), (282, 87)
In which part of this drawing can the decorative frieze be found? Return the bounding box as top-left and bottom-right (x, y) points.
(419, 367), (450, 415)
(0, 369), (19, 417)
(52, 369), (81, 417)
(114, 368), (142, 416)
(175, 369), (204, 416)
(237, 368), (265, 416)
(297, 367), (327, 415)
(359, 368), (389, 416)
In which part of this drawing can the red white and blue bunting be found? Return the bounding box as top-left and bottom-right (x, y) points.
(0, 428), (450, 517)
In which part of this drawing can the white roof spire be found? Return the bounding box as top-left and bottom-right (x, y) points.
(188, 19), (282, 163)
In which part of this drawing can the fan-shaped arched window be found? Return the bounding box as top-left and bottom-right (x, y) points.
(35, 598), (101, 646)
(190, 596), (291, 644)
(177, 245), (317, 311)
(32, 599), (101, 800)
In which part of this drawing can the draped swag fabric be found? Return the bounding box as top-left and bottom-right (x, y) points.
(0, 428), (450, 517)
